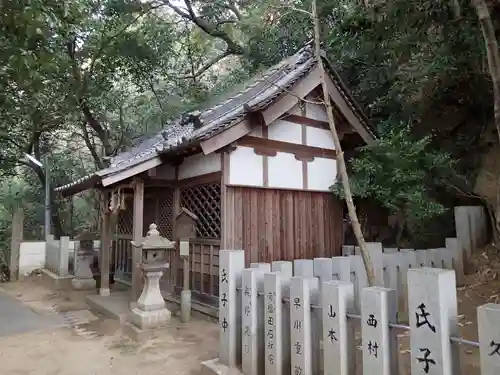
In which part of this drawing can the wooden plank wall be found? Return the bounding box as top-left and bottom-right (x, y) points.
(224, 186), (344, 265)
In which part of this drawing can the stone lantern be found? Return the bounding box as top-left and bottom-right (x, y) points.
(130, 223), (176, 330)
(72, 230), (97, 290)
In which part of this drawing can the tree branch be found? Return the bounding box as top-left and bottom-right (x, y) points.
(178, 50), (232, 79)
(269, 4), (312, 17)
(80, 122), (104, 169)
(85, 2), (167, 84)
(164, 0), (245, 56)
(216, 19), (238, 26)
(79, 99), (114, 157)
(224, 2), (242, 21)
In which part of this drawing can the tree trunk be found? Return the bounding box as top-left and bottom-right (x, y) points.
(79, 99), (114, 159)
(312, 0), (376, 286)
(29, 162), (65, 238)
(472, 0), (500, 243)
(473, 0), (500, 141)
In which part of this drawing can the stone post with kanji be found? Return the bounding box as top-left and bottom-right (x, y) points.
(219, 249), (246, 367)
(478, 303), (500, 375)
(407, 268), (460, 375)
(130, 223), (176, 330)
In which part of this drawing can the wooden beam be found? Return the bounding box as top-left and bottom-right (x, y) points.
(171, 169), (180, 293)
(262, 125), (269, 187)
(261, 66), (322, 126)
(101, 157), (163, 187)
(220, 152), (229, 249)
(254, 148), (277, 157)
(284, 113), (330, 129)
(143, 179), (177, 187)
(283, 113), (353, 133)
(238, 136), (336, 159)
(131, 177), (144, 303)
(147, 167), (157, 177)
(301, 105), (308, 190)
(99, 192), (111, 297)
(324, 74), (374, 144)
(176, 171), (222, 188)
(282, 113), (350, 141)
(200, 119), (254, 155)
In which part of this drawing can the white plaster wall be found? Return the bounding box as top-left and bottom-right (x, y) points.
(307, 157), (338, 191)
(306, 127), (335, 149)
(268, 152), (303, 189)
(267, 119), (302, 144)
(290, 101), (329, 122)
(229, 146), (263, 186)
(178, 152), (221, 180)
(305, 102), (329, 122)
(19, 241), (46, 276)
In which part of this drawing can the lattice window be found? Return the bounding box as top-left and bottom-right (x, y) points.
(117, 198), (133, 235)
(158, 192), (174, 239)
(143, 197), (156, 236)
(181, 183), (221, 238)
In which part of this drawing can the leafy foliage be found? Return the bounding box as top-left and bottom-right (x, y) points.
(0, 0), (497, 252)
(331, 125), (456, 244)
(325, 0), (486, 126)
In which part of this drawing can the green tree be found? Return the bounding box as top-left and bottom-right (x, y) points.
(332, 125), (456, 246)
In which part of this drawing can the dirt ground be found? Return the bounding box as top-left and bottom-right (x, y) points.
(1, 247), (499, 375)
(0, 277), (219, 375)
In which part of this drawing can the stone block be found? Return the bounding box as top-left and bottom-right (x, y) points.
(322, 280), (354, 375)
(407, 268), (460, 375)
(130, 306), (171, 330)
(361, 287), (398, 375)
(477, 303), (500, 375)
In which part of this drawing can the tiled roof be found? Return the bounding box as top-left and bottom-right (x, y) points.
(55, 43), (371, 194)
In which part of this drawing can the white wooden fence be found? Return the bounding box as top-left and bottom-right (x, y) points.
(207, 249), (500, 375)
(44, 235), (70, 276)
(44, 237), (101, 277)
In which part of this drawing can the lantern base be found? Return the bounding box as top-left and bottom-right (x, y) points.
(131, 306), (171, 330)
(71, 277), (96, 290)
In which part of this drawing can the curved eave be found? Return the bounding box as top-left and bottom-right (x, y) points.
(54, 174), (101, 197)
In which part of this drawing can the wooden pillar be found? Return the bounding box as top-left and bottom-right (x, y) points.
(220, 152), (228, 249)
(131, 178), (145, 303)
(99, 194), (111, 297)
(172, 185), (180, 293)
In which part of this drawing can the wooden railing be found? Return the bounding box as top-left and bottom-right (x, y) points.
(112, 234), (133, 284)
(165, 238), (220, 306)
(111, 235), (220, 306)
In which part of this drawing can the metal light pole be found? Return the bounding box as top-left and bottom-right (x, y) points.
(24, 153), (51, 239)
(44, 156), (50, 239)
